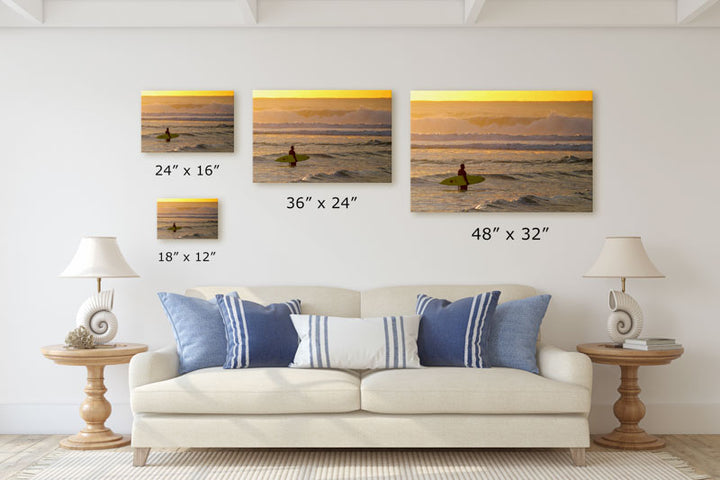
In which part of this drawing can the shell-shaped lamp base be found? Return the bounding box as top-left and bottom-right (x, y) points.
(606, 290), (644, 343)
(76, 290), (118, 344)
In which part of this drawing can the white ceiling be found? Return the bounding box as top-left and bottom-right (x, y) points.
(1, 0), (719, 27)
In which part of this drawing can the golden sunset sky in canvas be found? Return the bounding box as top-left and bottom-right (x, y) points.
(142, 91), (234, 97)
(141, 91), (234, 114)
(411, 90), (593, 137)
(157, 198), (219, 203)
(411, 91), (592, 102)
(157, 198), (218, 218)
(254, 90), (391, 99)
(254, 90), (392, 126)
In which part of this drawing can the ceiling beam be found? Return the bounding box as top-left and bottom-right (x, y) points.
(1, 0), (718, 28)
(257, 0), (461, 26)
(238, 0), (257, 24)
(677, 0), (720, 23)
(464, 0), (487, 24)
(35, 0), (259, 27)
(1, 0), (43, 24)
(476, 0), (676, 26)
(5, 0), (460, 27)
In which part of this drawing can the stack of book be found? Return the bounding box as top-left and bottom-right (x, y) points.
(623, 338), (682, 350)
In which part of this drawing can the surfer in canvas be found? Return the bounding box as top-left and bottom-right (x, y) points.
(289, 146), (298, 167)
(274, 148), (309, 167)
(165, 128), (172, 142)
(439, 164), (485, 191)
(457, 164), (469, 191)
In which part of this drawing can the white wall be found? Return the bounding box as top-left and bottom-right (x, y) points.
(1, 27), (719, 435)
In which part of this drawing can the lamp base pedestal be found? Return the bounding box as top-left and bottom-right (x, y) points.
(60, 433), (130, 450)
(594, 430), (665, 450)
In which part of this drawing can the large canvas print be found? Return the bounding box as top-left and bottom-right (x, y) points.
(253, 90), (392, 183)
(157, 198), (219, 239)
(141, 91), (234, 153)
(411, 91), (593, 212)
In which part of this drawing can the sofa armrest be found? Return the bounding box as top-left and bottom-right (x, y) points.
(129, 345), (179, 390)
(536, 343), (593, 392)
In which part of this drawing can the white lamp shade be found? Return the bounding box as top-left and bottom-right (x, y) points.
(60, 236), (139, 278)
(584, 236), (664, 278)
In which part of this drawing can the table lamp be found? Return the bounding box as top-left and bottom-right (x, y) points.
(60, 236), (139, 345)
(583, 236), (664, 344)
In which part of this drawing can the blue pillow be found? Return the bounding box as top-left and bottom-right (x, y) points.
(416, 291), (501, 367)
(157, 292), (228, 375)
(216, 295), (301, 368)
(486, 295), (551, 374)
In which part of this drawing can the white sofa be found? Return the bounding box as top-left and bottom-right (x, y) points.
(129, 285), (592, 467)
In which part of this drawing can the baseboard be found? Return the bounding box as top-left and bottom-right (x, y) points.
(589, 403), (720, 434)
(0, 403), (133, 434)
(2, 403), (719, 435)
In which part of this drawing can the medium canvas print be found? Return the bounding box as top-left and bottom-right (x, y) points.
(157, 198), (219, 239)
(141, 91), (234, 153)
(253, 90), (392, 183)
(411, 91), (593, 212)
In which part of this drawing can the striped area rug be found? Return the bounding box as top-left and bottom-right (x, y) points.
(13, 449), (710, 480)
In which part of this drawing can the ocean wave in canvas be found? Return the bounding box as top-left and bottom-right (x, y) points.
(294, 167), (391, 183)
(412, 142), (592, 152)
(256, 129), (391, 137)
(473, 191), (593, 212)
(411, 133), (593, 142)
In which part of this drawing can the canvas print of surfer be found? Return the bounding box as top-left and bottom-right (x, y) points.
(141, 91), (234, 153)
(411, 90), (593, 213)
(157, 198), (218, 240)
(253, 90), (392, 183)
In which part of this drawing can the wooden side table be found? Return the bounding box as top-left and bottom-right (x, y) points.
(41, 343), (148, 450)
(577, 342), (683, 450)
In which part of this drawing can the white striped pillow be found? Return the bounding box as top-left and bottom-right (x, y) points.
(290, 314), (421, 369)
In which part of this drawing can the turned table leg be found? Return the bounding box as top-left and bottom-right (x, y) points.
(60, 365), (130, 450)
(594, 365), (665, 450)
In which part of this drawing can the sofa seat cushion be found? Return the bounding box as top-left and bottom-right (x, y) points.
(132, 367), (360, 414)
(360, 367), (590, 414)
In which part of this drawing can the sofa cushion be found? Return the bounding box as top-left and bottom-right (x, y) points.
(290, 314), (421, 370)
(360, 367), (590, 414)
(132, 367), (360, 414)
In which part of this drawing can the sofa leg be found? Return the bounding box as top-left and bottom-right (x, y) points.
(569, 448), (586, 466)
(133, 447), (150, 467)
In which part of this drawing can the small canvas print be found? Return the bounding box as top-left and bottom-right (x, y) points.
(141, 91), (234, 153)
(157, 198), (218, 240)
(253, 90), (392, 183)
(411, 91), (593, 212)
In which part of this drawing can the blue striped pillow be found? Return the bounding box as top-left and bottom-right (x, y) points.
(289, 314), (421, 369)
(216, 295), (301, 368)
(416, 291), (501, 367)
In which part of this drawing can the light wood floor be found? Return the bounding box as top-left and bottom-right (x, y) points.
(1, 434), (718, 479)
